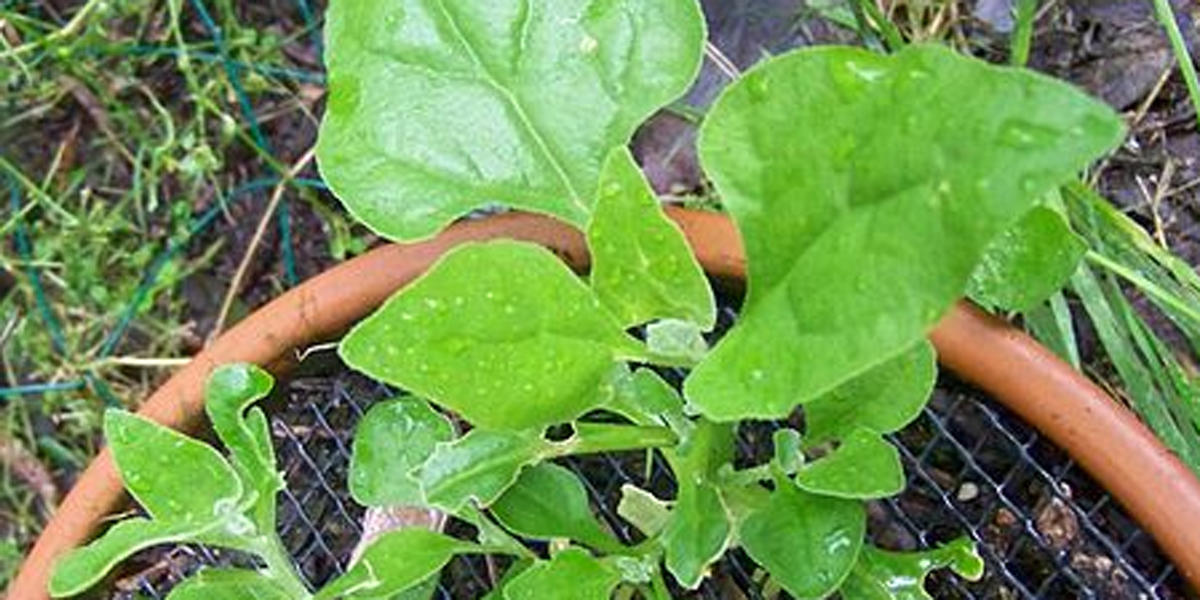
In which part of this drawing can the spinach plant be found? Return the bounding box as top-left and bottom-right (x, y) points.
(51, 0), (1124, 598)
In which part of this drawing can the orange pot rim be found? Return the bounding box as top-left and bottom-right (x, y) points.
(9, 208), (1200, 598)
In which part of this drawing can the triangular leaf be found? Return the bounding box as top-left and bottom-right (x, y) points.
(350, 398), (455, 507)
(739, 484), (866, 599)
(341, 241), (644, 430)
(687, 44), (1123, 421)
(587, 147), (715, 329)
(969, 205), (1086, 312)
(491, 463), (621, 552)
(318, 0), (705, 240)
(795, 429), (905, 499)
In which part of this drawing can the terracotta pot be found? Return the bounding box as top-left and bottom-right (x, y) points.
(10, 209), (1200, 598)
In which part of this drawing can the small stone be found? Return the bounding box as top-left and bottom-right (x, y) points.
(957, 481), (980, 502)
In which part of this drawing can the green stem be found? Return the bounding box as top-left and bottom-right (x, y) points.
(1010, 0), (1037, 66)
(256, 535), (312, 598)
(1085, 250), (1200, 328)
(563, 424), (678, 456)
(1151, 0), (1200, 131)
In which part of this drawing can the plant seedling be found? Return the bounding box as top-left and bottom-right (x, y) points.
(51, 0), (1123, 597)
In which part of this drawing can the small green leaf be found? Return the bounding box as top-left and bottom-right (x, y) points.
(491, 463), (620, 552)
(795, 429), (905, 499)
(417, 428), (551, 511)
(350, 398), (454, 507)
(503, 548), (622, 600)
(607, 368), (687, 431)
(687, 44), (1124, 421)
(839, 538), (984, 599)
(587, 147), (715, 329)
(315, 529), (474, 600)
(662, 480), (730, 589)
(481, 560), (535, 600)
(804, 342), (936, 445)
(772, 428), (804, 474)
(105, 410), (243, 523)
(740, 484), (866, 599)
(617, 484), (671, 537)
(341, 241), (644, 430)
(318, 0), (705, 241)
(50, 519), (207, 597)
(203, 364), (283, 532)
(969, 206), (1087, 312)
(645, 319), (709, 365)
(166, 568), (293, 600)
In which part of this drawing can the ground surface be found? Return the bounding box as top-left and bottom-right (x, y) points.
(2, 0), (1200, 595)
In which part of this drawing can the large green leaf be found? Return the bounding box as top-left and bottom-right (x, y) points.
(503, 548), (622, 600)
(416, 428), (551, 511)
(687, 44), (1124, 421)
(969, 206), (1086, 312)
(491, 463), (621, 552)
(315, 529), (474, 599)
(795, 429), (905, 499)
(350, 398), (455, 507)
(839, 538), (984, 599)
(50, 518), (211, 597)
(341, 241), (644, 430)
(203, 364), (284, 533)
(804, 342), (936, 444)
(166, 569), (294, 600)
(587, 147), (715, 329)
(317, 0), (705, 241)
(105, 410), (243, 523)
(739, 484), (866, 599)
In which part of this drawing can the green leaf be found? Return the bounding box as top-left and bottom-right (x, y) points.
(491, 462), (620, 552)
(804, 342), (937, 445)
(661, 420), (735, 589)
(416, 428), (551, 511)
(317, 0), (705, 241)
(617, 484), (671, 537)
(341, 241), (644, 430)
(166, 568), (293, 600)
(969, 206), (1086, 312)
(687, 43), (1124, 421)
(350, 398), (455, 507)
(587, 147), (715, 329)
(795, 429), (905, 499)
(739, 484), (866, 599)
(607, 368), (688, 431)
(645, 319), (709, 365)
(662, 479), (730, 589)
(503, 548), (622, 600)
(105, 410), (243, 524)
(772, 428), (804, 474)
(203, 364), (284, 532)
(50, 518), (208, 597)
(315, 529), (474, 600)
(839, 538), (984, 599)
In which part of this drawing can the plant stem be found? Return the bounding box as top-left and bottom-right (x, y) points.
(256, 535), (312, 598)
(563, 424), (678, 456)
(1010, 0), (1037, 66)
(1151, 0), (1200, 131)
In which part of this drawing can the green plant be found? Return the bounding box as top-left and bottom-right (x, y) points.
(49, 0), (1126, 598)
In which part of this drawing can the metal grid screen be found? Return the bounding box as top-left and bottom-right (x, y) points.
(103, 361), (1188, 597)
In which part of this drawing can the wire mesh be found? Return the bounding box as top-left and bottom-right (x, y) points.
(101, 313), (1188, 600)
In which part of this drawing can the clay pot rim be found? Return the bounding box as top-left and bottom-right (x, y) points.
(10, 208), (1200, 598)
